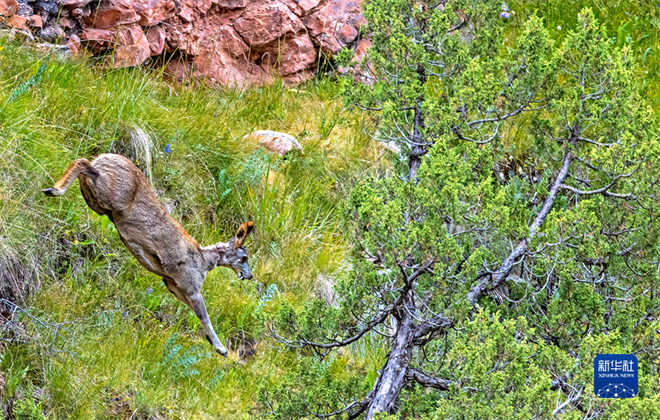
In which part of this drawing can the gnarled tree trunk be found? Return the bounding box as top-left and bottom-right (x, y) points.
(366, 292), (415, 419)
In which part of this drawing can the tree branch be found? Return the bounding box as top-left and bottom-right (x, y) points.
(405, 367), (452, 390)
(552, 386), (584, 416)
(296, 308), (393, 349)
(467, 153), (573, 305)
(559, 183), (632, 199)
(413, 313), (453, 346)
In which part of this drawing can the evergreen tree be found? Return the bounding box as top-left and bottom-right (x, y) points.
(263, 4), (660, 419)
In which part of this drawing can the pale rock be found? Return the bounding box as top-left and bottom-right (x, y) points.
(233, 2), (315, 76)
(66, 33), (81, 55)
(303, 0), (363, 54)
(146, 25), (165, 56)
(298, 0), (321, 15)
(249, 130), (304, 156)
(337, 23), (357, 44)
(7, 14), (27, 29)
(58, 17), (74, 29)
(60, 0), (92, 9)
(233, 3), (306, 49)
(132, 0), (177, 26)
(80, 27), (116, 51)
(216, 0), (248, 9)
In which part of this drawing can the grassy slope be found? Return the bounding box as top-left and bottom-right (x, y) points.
(0, 38), (383, 419)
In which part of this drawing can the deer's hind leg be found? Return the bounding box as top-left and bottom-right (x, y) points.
(43, 158), (98, 197)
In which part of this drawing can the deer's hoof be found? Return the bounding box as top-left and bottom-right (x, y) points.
(206, 335), (228, 357)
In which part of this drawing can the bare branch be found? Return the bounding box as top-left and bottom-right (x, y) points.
(468, 153), (574, 305)
(405, 367), (452, 390)
(560, 183), (632, 199)
(413, 313), (453, 346)
(277, 308), (393, 350)
(466, 103), (547, 128)
(552, 386), (584, 416)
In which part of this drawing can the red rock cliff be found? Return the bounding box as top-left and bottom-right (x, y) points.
(0, 0), (366, 86)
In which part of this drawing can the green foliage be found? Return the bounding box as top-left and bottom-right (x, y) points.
(334, 47), (355, 68)
(3, 366), (29, 399)
(258, 354), (370, 419)
(7, 53), (50, 102)
(342, 0), (507, 177)
(162, 333), (211, 379)
(13, 397), (46, 420)
(142, 289), (162, 312)
(255, 283), (279, 314)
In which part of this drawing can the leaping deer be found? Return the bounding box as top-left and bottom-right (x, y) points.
(43, 153), (254, 357)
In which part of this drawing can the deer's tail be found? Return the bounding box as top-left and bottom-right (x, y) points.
(43, 158), (97, 197)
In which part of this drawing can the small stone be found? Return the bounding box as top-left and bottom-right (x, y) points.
(66, 34), (81, 55)
(249, 130), (304, 156)
(29, 14), (43, 28)
(33, 0), (58, 14)
(112, 24), (150, 67)
(60, 0), (92, 8)
(84, 1), (140, 30)
(59, 17), (74, 29)
(40, 24), (65, 42)
(0, 28), (16, 41)
(298, 0), (320, 14)
(337, 23), (358, 45)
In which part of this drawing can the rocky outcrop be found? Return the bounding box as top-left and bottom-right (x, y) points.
(0, 0), (368, 86)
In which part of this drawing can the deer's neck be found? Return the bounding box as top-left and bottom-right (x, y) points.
(201, 241), (232, 270)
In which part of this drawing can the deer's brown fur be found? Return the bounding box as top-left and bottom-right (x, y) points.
(43, 154), (255, 357)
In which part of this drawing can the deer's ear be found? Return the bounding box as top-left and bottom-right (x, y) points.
(234, 222), (254, 248)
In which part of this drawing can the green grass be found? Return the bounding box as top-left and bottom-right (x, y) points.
(0, 38), (383, 419)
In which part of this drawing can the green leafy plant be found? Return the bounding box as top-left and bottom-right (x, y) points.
(187, 310), (200, 332)
(13, 397), (46, 420)
(162, 334), (211, 379)
(142, 287), (162, 312)
(7, 54), (51, 102)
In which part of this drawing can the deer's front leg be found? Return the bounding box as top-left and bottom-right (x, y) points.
(189, 292), (228, 357)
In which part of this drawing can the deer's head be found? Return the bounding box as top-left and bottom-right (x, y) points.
(213, 222), (254, 280)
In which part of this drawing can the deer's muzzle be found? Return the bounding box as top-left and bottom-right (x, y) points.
(239, 263), (252, 280)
